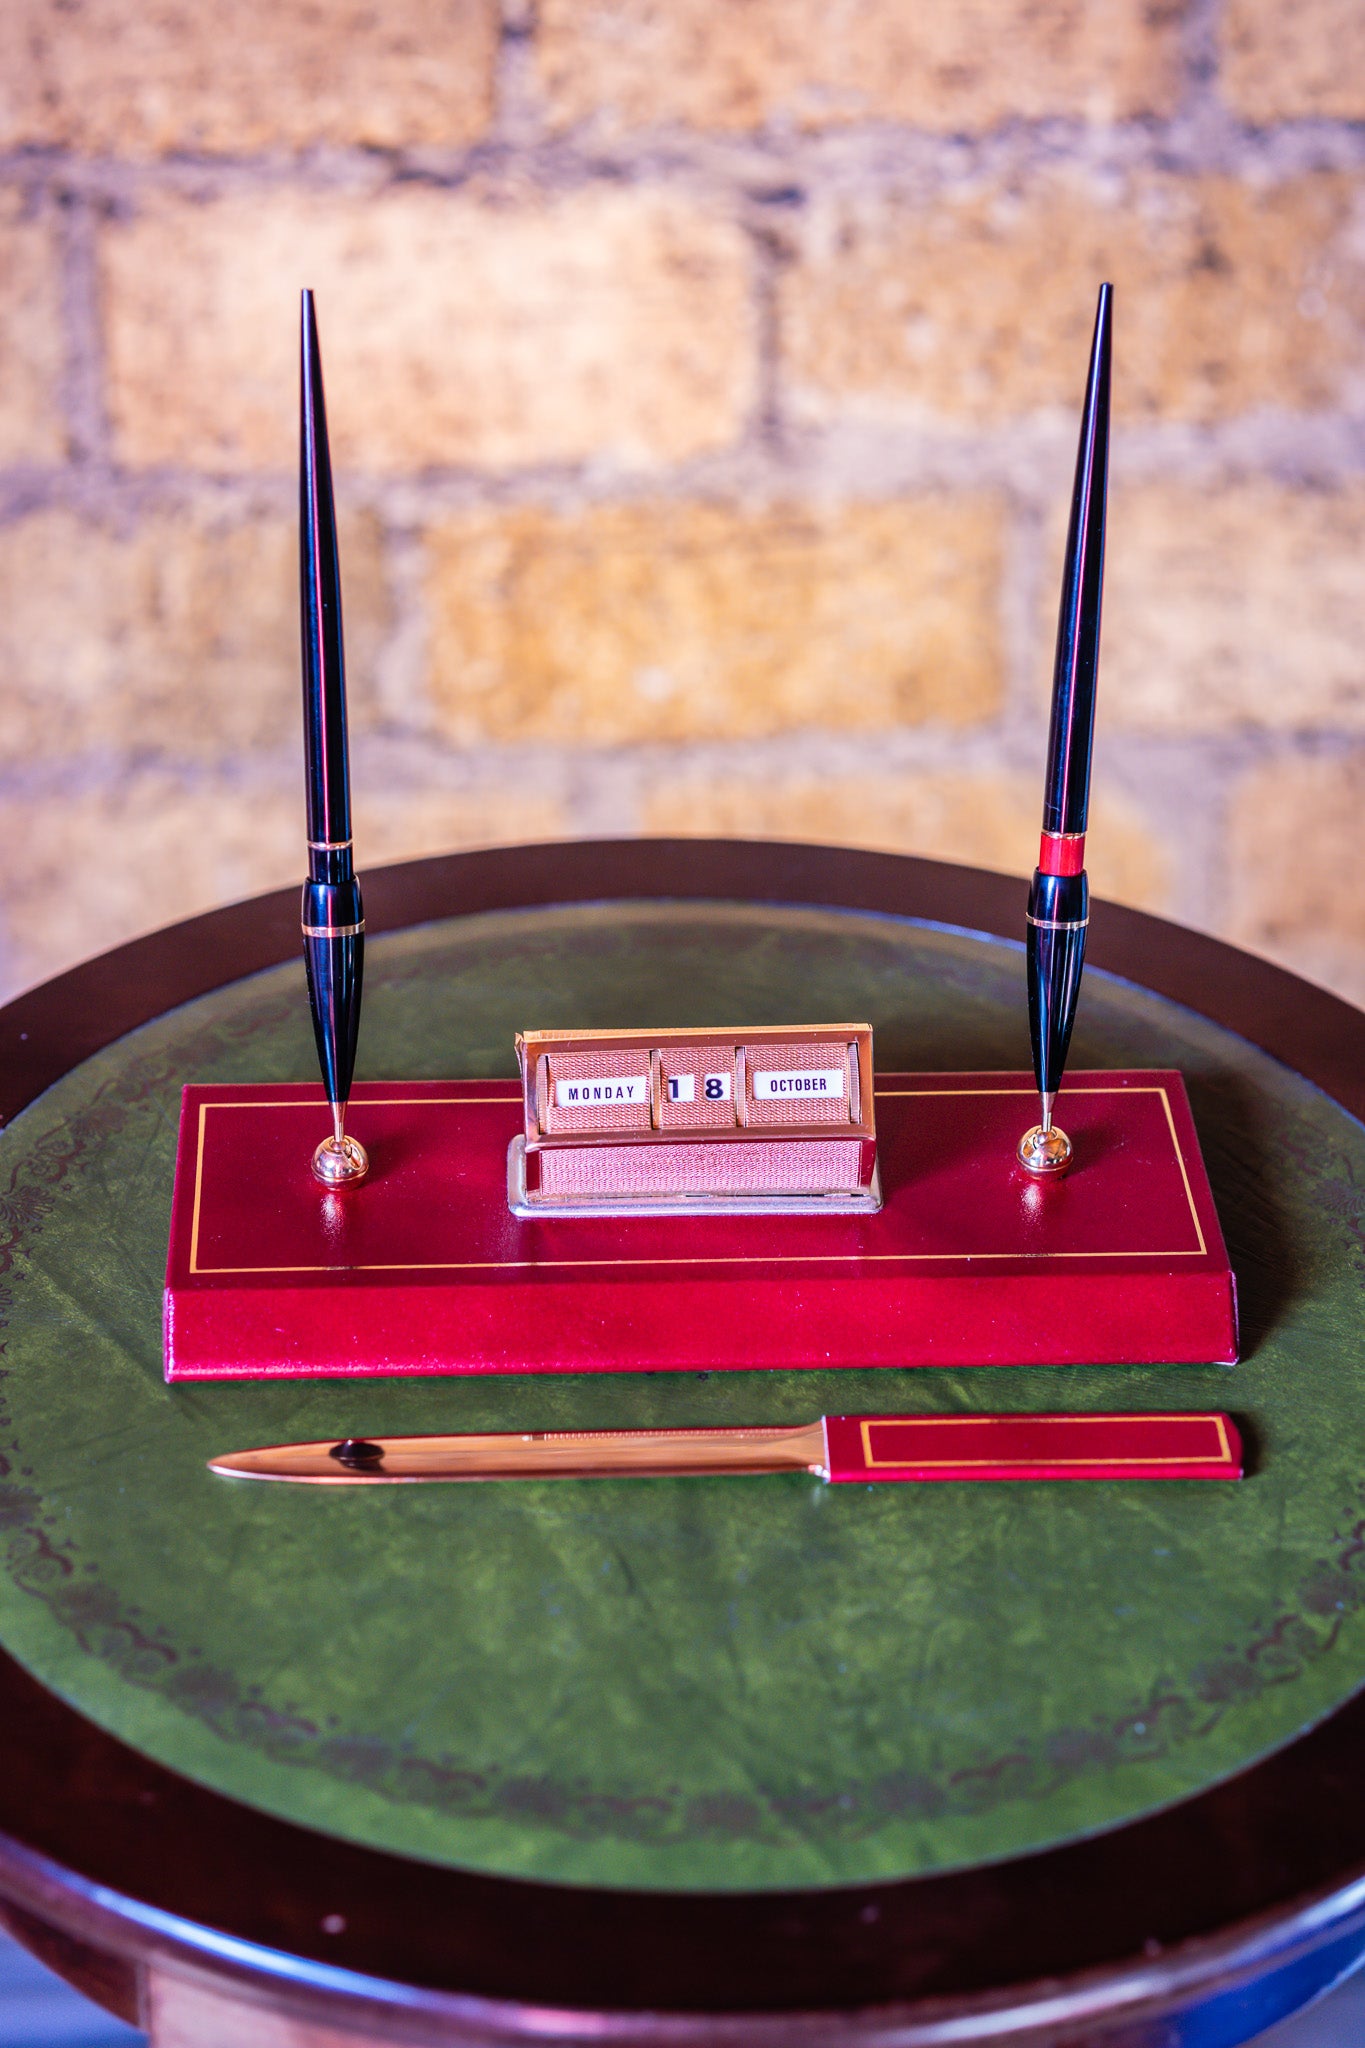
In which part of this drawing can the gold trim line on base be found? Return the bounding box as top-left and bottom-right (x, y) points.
(301, 920), (366, 938)
(1025, 915), (1090, 931)
(307, 838), (353, 852)
(185, 1084), (1207, 1272)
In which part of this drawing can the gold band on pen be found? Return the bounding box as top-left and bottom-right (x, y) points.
(301, 920), (366, 938)
(307, 838), (353, 852)
(1026, 915), (1090, 931)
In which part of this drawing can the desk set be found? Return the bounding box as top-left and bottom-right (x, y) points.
(164, 284), (1238, 1480)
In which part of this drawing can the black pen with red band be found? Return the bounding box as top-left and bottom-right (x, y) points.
(1019, 283), (1112, 1178)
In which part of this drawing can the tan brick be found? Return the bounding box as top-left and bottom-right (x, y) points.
(0, 194), (65, 464)
(1098, 484), (1365, 735)
(641, 771), (1169, 911)
(0, 0), (497, 154)
(1222, 0), (1365, 122)
(0, 771), (300, 999)
(0, 770), (569, 1001)
(101, 190), (755, 473)
(425, 498), (1005, 746)
(537, 0), (1183, 134)
(782, 172), (1365, 424)
(0, 507), (388, 765)
(353, 785), (568, 867)
(1226, 753), (1365, 1006)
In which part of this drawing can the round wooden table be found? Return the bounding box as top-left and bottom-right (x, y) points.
(2, 839), (1365, 2048)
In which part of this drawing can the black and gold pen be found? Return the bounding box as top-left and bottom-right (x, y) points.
(1018, 283), (1112, 1178)
(300, 290), (367, 1186)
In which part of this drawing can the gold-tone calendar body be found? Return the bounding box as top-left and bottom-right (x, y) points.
(511, 1024), (880, 1217)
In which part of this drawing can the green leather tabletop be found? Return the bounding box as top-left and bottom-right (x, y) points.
(0, 902), (1362, 1892)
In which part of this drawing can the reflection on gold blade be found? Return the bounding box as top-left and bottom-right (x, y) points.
(209, 1422), (829, 1484)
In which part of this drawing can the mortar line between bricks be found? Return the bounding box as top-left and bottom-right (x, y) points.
(0, 728), (1343, 801)
(5, 110), (1365, 204)
(7, 413), (1365, 529)
(489, 0), (549, 152)
(1176, 0), (1229, 127)
(741, 215), (787, 457)
(50, 180), (112, 467)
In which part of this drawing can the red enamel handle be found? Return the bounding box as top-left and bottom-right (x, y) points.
(825, 1412), (1242, 1482)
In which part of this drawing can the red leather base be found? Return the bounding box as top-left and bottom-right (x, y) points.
(163, 1072), (1238, 1379)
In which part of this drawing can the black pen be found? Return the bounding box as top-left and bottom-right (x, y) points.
(1018, 283), (1112, 1178)
(299, 290), (367, 1187)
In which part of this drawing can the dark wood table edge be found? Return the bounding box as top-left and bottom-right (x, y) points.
(2, 838), (1365, 2046)
(5, 839), (1363, 1132)
(3, 1821), (1365, 2048)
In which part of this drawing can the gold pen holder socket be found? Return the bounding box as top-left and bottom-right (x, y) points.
(1017, 1124), (1073, 1177)
(312, 1133), (370, 1187)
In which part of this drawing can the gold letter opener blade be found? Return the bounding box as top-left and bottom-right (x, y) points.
(208, 1412), (1242, 1485)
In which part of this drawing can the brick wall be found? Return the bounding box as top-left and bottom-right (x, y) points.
(2, 0), (1364, 1004)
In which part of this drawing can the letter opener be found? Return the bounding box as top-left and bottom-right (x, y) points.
(300, 289), (367, 1187)
(210, 1411), (1241, 1484)
(1019, 282), (1112, 1178)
